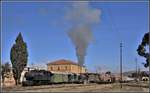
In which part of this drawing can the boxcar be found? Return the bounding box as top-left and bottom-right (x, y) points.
(50, 73), (68, 84)
(86, 73), (101, 83)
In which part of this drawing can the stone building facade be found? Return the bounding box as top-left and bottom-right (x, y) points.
(47, 59), (86, 74)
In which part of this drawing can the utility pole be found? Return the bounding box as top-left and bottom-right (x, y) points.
(135, 58), (138, 81)
(120, 42), (123, 88)
(138, 65), (140, 81)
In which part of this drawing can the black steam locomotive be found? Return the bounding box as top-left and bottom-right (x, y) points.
(22, 70), (114, 86)
(22, 70), (89, 86)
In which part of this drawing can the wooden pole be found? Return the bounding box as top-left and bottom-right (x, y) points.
(120, 42), (123, 88)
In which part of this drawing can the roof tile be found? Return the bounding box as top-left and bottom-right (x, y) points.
(47, 59), (79, 66)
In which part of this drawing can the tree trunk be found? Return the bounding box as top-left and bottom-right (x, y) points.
(15, 79), (18, 85)
(18, 79), (21, 84)
(2, 78), (4, 84)
(2, 78), (5, 86)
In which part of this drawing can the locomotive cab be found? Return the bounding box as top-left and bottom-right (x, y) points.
(22, 70), (52, 86)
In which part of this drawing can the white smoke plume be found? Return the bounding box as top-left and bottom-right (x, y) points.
(66, 2), (101, 66)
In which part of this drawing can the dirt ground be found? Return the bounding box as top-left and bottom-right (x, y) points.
(2, 83), (149, 92)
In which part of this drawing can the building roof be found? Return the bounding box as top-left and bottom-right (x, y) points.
(47, 59), (79, 66)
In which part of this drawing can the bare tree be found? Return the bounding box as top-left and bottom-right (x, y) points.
(1, 62), (11, 83)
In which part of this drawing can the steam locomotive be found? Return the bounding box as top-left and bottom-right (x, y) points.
(22, 70), (115, 86)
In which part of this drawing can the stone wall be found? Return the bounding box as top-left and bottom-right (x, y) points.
(2, 72), (15, 87)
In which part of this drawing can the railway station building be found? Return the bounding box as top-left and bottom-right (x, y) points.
(47, 59), (86, 74)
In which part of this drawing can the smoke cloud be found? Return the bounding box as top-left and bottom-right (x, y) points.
(66, 2), (101, 66)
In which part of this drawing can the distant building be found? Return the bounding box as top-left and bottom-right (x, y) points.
(47, 59), (86, 74)
(113, 74), (121, 81)
(2, 70), (15, 87)
(100, 73), (112, 82)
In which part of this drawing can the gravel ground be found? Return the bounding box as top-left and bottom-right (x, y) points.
(2, 83), (149, 92)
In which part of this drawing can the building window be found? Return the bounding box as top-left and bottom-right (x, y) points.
(58, 66), (60, 70)
(65, 66), (67, 70)
(51, 67), (53, 70)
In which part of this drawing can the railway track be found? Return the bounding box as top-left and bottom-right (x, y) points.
(123, 82), (149, 88)
(2, 83), (112, 92)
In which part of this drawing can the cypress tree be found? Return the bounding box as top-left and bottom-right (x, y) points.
(10, 32), (28, 85)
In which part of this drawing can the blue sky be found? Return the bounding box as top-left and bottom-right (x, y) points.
(2, 1), (149, 73)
